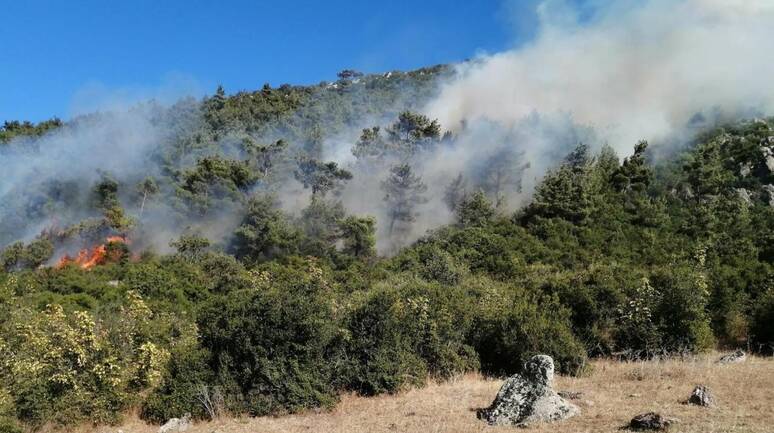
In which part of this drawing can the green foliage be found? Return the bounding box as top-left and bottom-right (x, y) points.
(466, 277), (587, 376)
(0, 118), (62, 144)
(455, 190), (495, 227)
(751, 286), (774, 354)
(339, 216), (377, 259)
(0, 293), (169, 426)
(196, 263), (340, 416)
(230, 196), (299, 264)
(2, 70), (774, 430)
(342, 276), (478, 395)
(294, 157), (352, 198)
(381, 164), (428, 245)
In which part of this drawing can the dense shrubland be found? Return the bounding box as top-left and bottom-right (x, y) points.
(0, 67), (773, 428)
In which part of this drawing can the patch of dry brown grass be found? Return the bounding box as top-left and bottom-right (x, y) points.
(81, 354), (773, 433)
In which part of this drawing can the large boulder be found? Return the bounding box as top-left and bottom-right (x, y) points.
(477, 355), (579, 426)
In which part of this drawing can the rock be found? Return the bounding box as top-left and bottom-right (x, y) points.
(717, 349), (746, 364)
(687, 385), (715, 407)
(629, 412), (678, 430)
(477, 355), (580, 426)
(558, 391), (583, 400)
(762, 146), (774, 173)
(763, 185), (774, 207)
(159, 413), (192, 433)
(739, 162), (752, 177)
(736, 188), (753, 206)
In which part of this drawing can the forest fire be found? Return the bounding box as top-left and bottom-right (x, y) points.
(55, 235), (129, 270)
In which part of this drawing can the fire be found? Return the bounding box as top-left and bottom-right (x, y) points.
(55, 235), (129, 270)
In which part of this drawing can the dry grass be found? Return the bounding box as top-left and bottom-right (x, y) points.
(85, 354), (773, 433)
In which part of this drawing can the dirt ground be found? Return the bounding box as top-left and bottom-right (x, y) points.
(83, 354), (773, 433)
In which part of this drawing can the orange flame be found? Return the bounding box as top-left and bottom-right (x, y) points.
(55, 235), (129, 270)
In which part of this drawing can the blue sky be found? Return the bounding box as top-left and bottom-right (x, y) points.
(0, 0), (547, 122)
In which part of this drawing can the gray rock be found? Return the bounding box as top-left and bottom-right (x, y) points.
(717, 349), (746, 364)
(629, 412), (678, 430)
(687, 385), (715, 407)
(763, 185), (774, 207)
(477, 355), (579, 426)
(159, 413), (192, 433)
(736, 188), (753, 206)
(739, 162), (752, 177)
(762, 146), (774, 173)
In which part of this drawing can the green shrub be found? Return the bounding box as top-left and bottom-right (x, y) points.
(141, 345), (214, 423)
(0, 292), (169, 427)
(0, 417), (22, 433)
(342, 277), (478, 395)
(196, 262), (340, 416)
(751, 287), (774, 354)
(466, 276), (587, 376)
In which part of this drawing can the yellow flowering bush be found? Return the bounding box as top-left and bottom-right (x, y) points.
(0, 292), (168, 426)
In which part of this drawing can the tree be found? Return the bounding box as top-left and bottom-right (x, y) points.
(339, 216), (376, 258)
(443, 173), (468, 213)
(294, 157), (352, 199)
(243, 139), (288, 177)
(337, 69), (364, 81)
(136, 177), (159, 218)
(93, 174), (120, 211)
(479, 148), (530, 206)
(353, 113), (443, 164)
(230, 196), (299, 263)
(613, 141), (652, 193)
(171, 233), (211, 262)
(352, 127), (388, 162)
(456, 191), (495, 227)
(381, 164), (428, 241)
(386, 112), (440, 143)
(298, 199), (346, 257)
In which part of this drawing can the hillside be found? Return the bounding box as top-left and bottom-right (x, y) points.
(0, 66), (773, 431)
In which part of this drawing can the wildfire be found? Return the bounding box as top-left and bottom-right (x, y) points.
(55, 235), (129, 270)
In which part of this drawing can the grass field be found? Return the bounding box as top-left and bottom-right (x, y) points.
(85, 354), (773, 433)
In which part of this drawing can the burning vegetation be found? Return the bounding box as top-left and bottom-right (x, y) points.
(55, 235), (129, 270)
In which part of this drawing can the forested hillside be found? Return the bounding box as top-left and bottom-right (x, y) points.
(0, 66), (773, 430)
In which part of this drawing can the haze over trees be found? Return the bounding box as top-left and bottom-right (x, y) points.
(0, 66), (772, 431)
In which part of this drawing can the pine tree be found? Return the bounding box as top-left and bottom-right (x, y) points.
(381, 164), (428, 241)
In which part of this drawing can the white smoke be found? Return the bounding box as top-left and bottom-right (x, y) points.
(426, 0), (774, 153)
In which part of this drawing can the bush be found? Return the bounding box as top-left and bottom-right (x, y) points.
(466, 277), (587, 376)
(751, 287), (774, 354)
(342, 276), (478, 395)
(650, 266), (715, 353)
(0, 292), (169, 426)
(141, 345), (214, 423)
(196, 262), (341, 416)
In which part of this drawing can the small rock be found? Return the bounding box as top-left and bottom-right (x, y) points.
(159, 413), (192, 433)
(687, 385), (715, 407)
(558, 391), (583, 400)
(629, 412), (678, 430)
(628, 393), (642, 398)
(739, 162), (752, 177)
(717, 350), (746, 364)
(477, 355), (580, 426)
